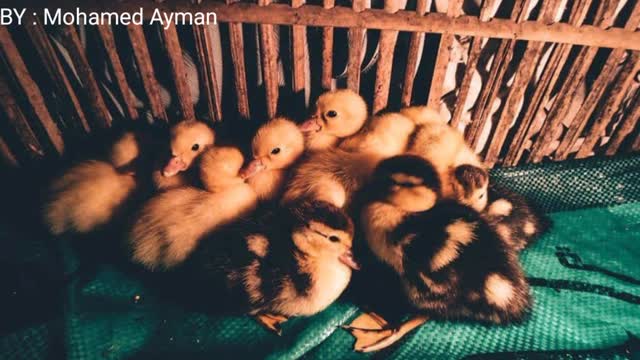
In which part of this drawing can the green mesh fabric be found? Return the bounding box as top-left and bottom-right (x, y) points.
(1, 154), (640, 359)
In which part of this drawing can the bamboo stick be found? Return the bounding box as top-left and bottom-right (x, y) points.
(193, 25), (223, 122)
(401, 0), (429, 106)
(0, 26), (64, 155)
(225, 0), (250, 119)
(347, 0), (367, 92)
(162, 23), (195, 121)
(127, 24), (168, 122)
(291, 0), (307, 94)
(258, 0), (279, 118)
(605, 92), (640, 156)
(96, 24), (139, 120)
(59, 25), (112, 128)
(25, 15), (91, 132)
(373, 0), (402, 113)
(321, 0), (335, 91)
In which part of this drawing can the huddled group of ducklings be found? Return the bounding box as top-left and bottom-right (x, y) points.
(43, 89), (549, 352)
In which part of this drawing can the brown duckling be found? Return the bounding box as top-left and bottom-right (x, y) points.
(183, 200), (359, 334)
(347, 155), (530, 352)
(152, 120), (215, 191)
(129, 147), (258, 270)
(44, 131), (142, 235)
(299, 89), (368, 151)
(239, 117), (305, 201)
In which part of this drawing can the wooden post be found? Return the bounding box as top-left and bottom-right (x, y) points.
(347, 0), (366, 92)
(193, 25), (223, 122)
(162, 23), (195, 121)
(401, 0), (430, 106)
(258, 0), (280, 118)
(373, 0), (402, 113)
(291, 0), (308, 96)
(226, 0), (250, 119)
(321, 0), (336, 91)
(605, 93), (640, 155)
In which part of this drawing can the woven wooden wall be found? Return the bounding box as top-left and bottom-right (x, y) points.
(0, 0), (639, 168)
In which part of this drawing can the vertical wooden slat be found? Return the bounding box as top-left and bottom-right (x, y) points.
(347, 0), (367, 92)
(503, 0), (592, 166)
(193, 25), (223, 122)
(96, 24), (139, 120)
(225, 0), (250, 119)
(0, 26), (64, 155)
(605, 92), (640, 155)
(427, 0), (463, 109)
(575, 53), (640, 158)
(450, 0), (499, 128)
(162, 23), (195, 121)
(258, 0), (279, 118)
(127, 24), (168, 122)
(631, 129), (640, 152)
(0, 135), (18, 167)
(464, 0), (529, 148)
(527, 0), (620, 163)
(0, 71), (46, 159)
(292, 0), (308, 95)
(25, 15), (91, 133)
(59, 25), (112, 128)
(483, 0), (562, 166)
(373, 0), (402, 113)
(401, 0), (430, 106)
(321, 0), (336, 91)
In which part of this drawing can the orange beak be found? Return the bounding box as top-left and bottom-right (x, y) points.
(299, 118), (323, 133)
(239, 159), (267, 179)
(162, 156), (187, 177)
(339, 250), (360, 270)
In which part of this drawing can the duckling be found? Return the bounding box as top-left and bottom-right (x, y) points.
(483, 183), (551, 252)
(403, 105), (489, 211)
(152, 120), (215, 191)
(299, 89), (368, 151)
(129, 147), (258, 270)
(44, 131), (143, 235)
(338, 112), (416, 158)
(183, 200), (359, 334)
(346, 155), (530, 352)
(240, 117), (305, 201)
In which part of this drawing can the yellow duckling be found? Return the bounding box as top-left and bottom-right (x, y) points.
(240, 117), (305, 201)
(129, 147), (258, 270)
(152, 120), (215, 191)
(339, 112), (416, 158)
(299, 89), (368, 151)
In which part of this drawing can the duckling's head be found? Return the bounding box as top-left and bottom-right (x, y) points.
(370, 155), (441, 212)
(453, 164), (489, 211)
(200, 147), (245, 190)
(162, 120), (215, 177)
(299, 89), (368, 139)
(289, 201), (359, 270)
(240, 117), (305, 179)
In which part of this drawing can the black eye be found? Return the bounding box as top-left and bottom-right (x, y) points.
(191, 144), (200, 151)
(328, 235), (340, 242)
(479, 193), (485, 199)
(325, 110), (337, 118)
(271, 147), (281, 155)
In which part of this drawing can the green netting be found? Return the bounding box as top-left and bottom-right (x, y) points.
(1, 154), (640, 359)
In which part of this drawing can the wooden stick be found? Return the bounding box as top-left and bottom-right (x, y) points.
(605, 92), (640, 156)
(96, 24), (139, 120)
(127, 24), (168, 122)
(258, 0), (279, 118)
(0, 26), (64, 155)
(631, 128), (640, 152)
(373, 0), (402, 113)
(25, 15), (91, 133)
(321, 0), (335, 91)
(291, 0), (307, 95)
(575, 53), (640, 158)
(0, 134), (18, 167)
(59, 25), (112, 128)
(347, 0), (367, 92)
(193, 25), (223, 122)
(0, 70), (46, 159)
(162, 23), (195, 121)
(427, 0), (463, 109)
(401, 0), (429, 106)
(225, 0), (250, 119)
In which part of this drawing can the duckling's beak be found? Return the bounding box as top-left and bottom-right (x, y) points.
(162, 156), (187, 177)
(239, 159), (266, 179)
(299, 118), (322, 133)
(339, 250), (360, 270)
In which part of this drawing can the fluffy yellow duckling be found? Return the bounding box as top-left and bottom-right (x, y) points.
(129, 147), (258, 270)
(240, 118), (305, 201)
(299, 89), (368, 151)
(44, 132), (141, 235)
(152, 120), (215, 191)
(338, 112), (416, 158)
(403, 106), (489, 211)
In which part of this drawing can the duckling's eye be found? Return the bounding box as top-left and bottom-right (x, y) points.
(328, 235), (340, 242)
(325, 110), (338, 118)
(271, 147), (281, 155)
(479, 193), (485, 199)
(191, 144), (200, 151)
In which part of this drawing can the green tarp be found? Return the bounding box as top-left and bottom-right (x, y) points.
(2, 155), (640, 359)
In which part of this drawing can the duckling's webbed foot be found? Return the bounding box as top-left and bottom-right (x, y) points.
(255, 313), (288, 335)
(343, 313), (428, 352)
